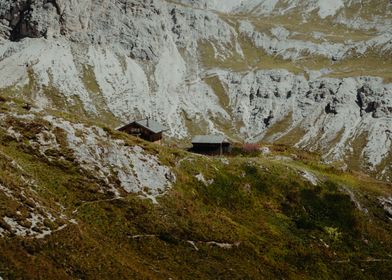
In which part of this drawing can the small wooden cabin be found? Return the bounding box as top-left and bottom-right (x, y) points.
(190, 135), (231, 155)
(117, 118), (168, 143)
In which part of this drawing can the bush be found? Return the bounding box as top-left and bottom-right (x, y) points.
(242, 143), (260, 153)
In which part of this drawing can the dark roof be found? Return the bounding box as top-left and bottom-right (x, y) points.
(118, 119), (168, 134)
(192, 135), (230, 144)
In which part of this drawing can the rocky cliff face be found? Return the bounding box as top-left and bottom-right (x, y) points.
(0, 0), (391, 180)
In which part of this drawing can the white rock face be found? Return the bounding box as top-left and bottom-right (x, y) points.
(300, 170), (319, 186)
(1, 111), (176, 202)
(219, 69), (392, 179)
(3, 214), (54, 238)
(0, 0), (238, 138)
(316, 0), (344, 18)
(378, 197), (392, 220)
(0, 0), (391, 181)
(39, 115), (176, 201)
(195, 173), (214, 186)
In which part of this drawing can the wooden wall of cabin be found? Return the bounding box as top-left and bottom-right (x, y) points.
(191, 143), (231, 155)
(119, 124), (163, 143)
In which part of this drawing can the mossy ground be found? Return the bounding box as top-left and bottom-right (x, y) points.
(0, 98), (391, 279)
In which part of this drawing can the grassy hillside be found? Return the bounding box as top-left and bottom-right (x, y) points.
(0, 97), (392, 279)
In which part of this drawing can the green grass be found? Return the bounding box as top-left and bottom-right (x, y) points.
(203, 75), (230, 108)
(263, 112), (294, 141)
(82, 65), (101, 94)
(1, 85), (392, 280)
(81, 65), (119, 127)
(1, 125), (391, 279)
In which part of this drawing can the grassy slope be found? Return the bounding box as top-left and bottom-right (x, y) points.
(0, 98), (392, 279)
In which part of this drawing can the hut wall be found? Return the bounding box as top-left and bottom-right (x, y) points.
(119, 123), (163, 143)
(191, 143), (231, 155)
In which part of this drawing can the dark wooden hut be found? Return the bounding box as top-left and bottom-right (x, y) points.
(190, 135), (231, 155)
(117, 118), (168, 143)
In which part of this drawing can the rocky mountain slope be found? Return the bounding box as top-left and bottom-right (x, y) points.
(2, 1), (392, 278)
(0, 0), (391, 181)
(0, 97), (392, 279)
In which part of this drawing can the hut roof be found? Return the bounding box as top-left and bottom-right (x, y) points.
(192, 135), (229, 144)
(118, 119), (168, 134)
(135, 119), (168, 133)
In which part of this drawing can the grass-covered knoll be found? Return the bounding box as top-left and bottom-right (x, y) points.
(0, 99), (391, 279)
